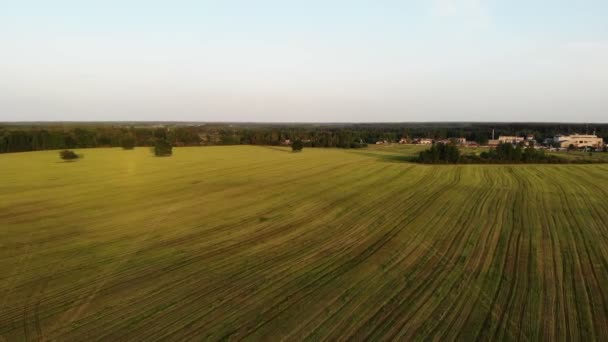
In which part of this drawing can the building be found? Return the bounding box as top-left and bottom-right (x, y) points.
(524, 135), (537, 146)
(488, 136), (524, 146)
(554, 134), (604, 149)
(498, 136), (525, 144)
(456, 137), (466, 145)
(415, 138), (433, 145)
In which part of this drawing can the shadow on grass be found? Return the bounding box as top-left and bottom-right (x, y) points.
(348, 150), (418, 163)
(258, 146), (292, 153)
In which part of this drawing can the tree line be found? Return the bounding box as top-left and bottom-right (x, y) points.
(0, 126), (198, 153)
(0, 125), (369, 153)
(1, 122), (607, 154)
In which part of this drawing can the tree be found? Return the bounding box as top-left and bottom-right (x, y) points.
(154, 139), (172, 156)
(418, 143), (460, 163)
(59, 150), (79, 160)
(512, 144), (523, 163)
(523, 146), (537, 162)
(292, 139), (303, 152)
(154, 127), (167, 140)
(568, 144), (575, 152)
(446, 144), (460, 163)
(121, 136), (136, 150)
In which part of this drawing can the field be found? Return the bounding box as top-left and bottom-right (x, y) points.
(2, 146), (608, 341)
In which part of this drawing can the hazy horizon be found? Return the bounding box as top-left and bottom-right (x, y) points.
(2, 0), (608, 123)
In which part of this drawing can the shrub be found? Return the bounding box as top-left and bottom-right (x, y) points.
(154, 139), (173, 157)
(59, 150), (79, 160)
(292, 139), (303, 152)
(350, 141), (368, 148)
(121, 136), (136, 150)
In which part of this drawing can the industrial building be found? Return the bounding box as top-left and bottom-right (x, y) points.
(553, 134), (604, 149)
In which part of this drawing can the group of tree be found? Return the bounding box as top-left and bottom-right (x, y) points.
(477, 142), (554, 163)
(417, 141), (592, 164)
(418, 143), (461, 163)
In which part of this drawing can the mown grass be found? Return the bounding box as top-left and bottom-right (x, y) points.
(1, 146), (608, 341)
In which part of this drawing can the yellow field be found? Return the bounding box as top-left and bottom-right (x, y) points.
(1, 146), (608, 340)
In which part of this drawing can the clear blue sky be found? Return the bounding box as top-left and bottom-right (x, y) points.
(1, 0), (607, 122)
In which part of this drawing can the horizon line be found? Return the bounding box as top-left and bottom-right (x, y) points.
(2, 120), (608, 125)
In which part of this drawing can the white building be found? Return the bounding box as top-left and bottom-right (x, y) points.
(488, 136), (524, 146)
(554, 134), (604, 149)
(416, 138), (433, 145)
(498, 136), (525, 144)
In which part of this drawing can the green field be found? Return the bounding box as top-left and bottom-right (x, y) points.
(2, 146), (608, 340)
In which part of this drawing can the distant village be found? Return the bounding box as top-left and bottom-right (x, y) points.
(376, 132), (607, 152)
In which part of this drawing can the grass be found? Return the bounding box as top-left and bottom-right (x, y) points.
(547, 150), (608, 162)
(1, 146), (608, 340)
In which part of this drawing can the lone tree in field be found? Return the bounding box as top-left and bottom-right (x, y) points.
(292, 139), (303, 152)
(121, 136), (136, 150)
(154, 139), (173, 157)
(59, 150), (79, 161)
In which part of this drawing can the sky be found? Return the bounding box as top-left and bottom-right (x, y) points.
(1, 0), (607, 122)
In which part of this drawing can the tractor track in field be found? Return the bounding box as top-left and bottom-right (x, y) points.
(41, 162), (410, 340)
(417, 168), (508, 340)
(552, 174), (608, 340)
(366, 169), (524, 341)
(346, 169), (473, 339)
(0, 159), (378, 325)
(148, 165), (422, 340)
(146, 166), (432, 340)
